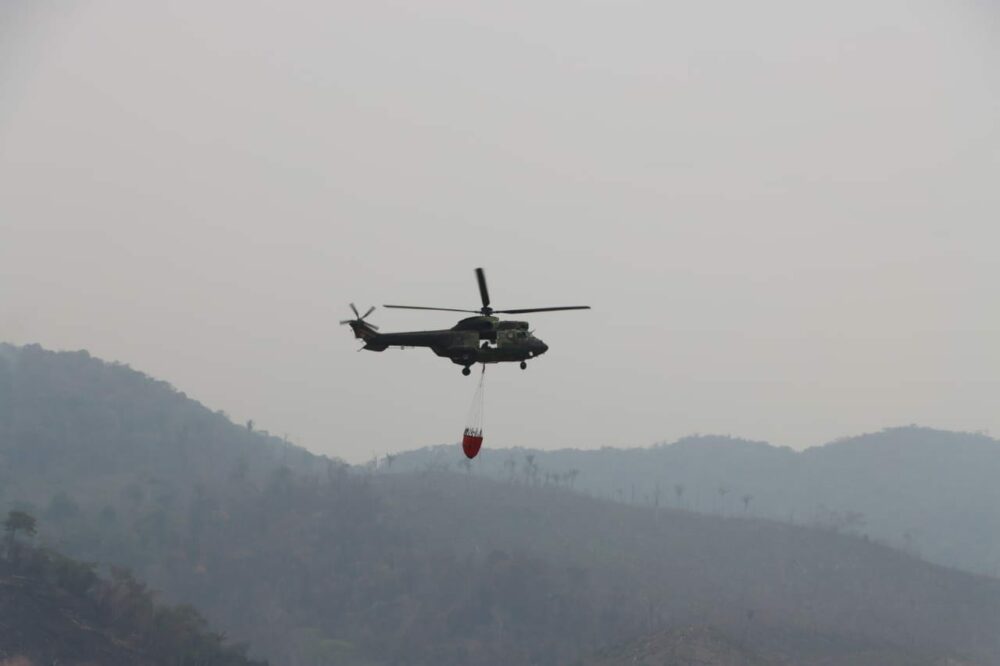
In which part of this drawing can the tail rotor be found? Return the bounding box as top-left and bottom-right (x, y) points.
(340, 303), (379, 340)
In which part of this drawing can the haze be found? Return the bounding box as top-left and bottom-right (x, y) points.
(2, 1), (998, 463)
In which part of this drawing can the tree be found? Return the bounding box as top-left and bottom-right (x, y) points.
(742, 494), (753, 513)
(523, 454), (537, 485)
(567, 469), (580, 488)
(717, 486), (729, 515)
(503, 456), (517, 483)
(4, 510), (37, 556)
(674, 484), (685, 508)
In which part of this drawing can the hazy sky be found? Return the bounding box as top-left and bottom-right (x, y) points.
(2, 1), (998, 462)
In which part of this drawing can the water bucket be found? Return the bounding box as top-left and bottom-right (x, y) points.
(462, 428), (483, 459)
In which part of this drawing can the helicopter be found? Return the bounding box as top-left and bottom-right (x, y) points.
(342, 268), (590, 375)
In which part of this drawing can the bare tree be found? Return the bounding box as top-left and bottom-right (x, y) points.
(567, 469), (580, 488)
(503, 456), (516, 483)
(742, 494), (753, 513)
(523, 454), (537, 485)
(717, 486), (729, 515)
(674, 483), (685, 508)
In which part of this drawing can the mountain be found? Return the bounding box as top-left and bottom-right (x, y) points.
(390, 427), (1000, 576)
(2, 342), (1000, 665)
(0, 342), (324, 497)
(577, 625), (976, 666)
(0, 536), (263, 666)
(578, 626), (774, 666)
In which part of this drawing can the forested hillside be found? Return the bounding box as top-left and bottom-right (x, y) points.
(576, 625), (975, 666)
(0, 515), (263, 666)
(391, 427), (1000, 576)
(0, 343), (323, 496)
(2, 343), (999, 665)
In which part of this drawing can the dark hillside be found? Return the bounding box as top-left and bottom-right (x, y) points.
(2, 343), (999, 665)
(578, 626), (774, 666)
(0, 537), (263, 666)
(576, 625), (975, 666)
(371, 472), (1000, 664)
(0, 342), (327, 566)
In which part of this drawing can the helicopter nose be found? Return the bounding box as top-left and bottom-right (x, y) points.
(535, 340), (549, 355)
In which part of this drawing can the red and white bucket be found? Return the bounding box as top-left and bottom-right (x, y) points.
(462, 428), (484, 459)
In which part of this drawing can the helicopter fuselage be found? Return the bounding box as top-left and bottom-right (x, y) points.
(341, 267), (586, 375)
(349, 316), (548, 370)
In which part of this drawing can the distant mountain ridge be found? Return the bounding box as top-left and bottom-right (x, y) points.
(0, 342), (326, 500)
(3, 342), (1000, 665)
(390, 426), (1000, 576)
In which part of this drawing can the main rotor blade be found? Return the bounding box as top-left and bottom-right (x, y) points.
(383, 305), (482, 314)
(493, 306), (592, 314)
(475, 267), (490, 309)
(361, 306), (376, 319)
(350, 303), (360, 317)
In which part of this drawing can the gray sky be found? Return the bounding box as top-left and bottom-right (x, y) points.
(2, 1), (998, 462)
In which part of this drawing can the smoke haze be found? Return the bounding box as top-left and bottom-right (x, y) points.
(2, 1), (998, 461)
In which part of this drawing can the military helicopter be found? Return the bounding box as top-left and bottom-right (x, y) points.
(342, 268), (589, 375)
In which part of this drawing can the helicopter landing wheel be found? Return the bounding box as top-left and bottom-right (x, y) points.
(520, 361), (527, 370)
(462, 366), (471, 376)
